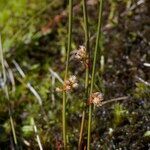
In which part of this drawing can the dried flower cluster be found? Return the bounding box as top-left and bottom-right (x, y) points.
(88, 92), (104, 107)
(71, 46), (89, 68)
(56, 75), (78, 92)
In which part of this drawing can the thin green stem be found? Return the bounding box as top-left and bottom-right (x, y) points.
(87, 0), (103, 149)
(62, 0), (73, 148)
(83, 0), (90, 93)
(83, 0), (89, 55)
(78, 0), (89, 149)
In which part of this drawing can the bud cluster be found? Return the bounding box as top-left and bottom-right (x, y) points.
(56, 75), (78, 92)
(71, 46), (89, 68)
(88, 92), (104, 107)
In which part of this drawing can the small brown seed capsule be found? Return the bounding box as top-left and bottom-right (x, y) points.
(56, 75), (78, 92)
(71, 45), (89, 68)
(88, 92), (104, 106)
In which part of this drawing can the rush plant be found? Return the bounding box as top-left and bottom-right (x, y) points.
(87, 0), (103, 149)
(62, 0), (73, 148)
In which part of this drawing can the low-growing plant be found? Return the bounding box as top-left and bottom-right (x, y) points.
(0, 0), (149, 149)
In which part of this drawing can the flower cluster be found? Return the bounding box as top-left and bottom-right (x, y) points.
(71, 46), (89, 68)
(56, 75), (78, 92)
(88, 92), (104, 107)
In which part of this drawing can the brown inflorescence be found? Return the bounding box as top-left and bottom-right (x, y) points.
(71, 46), (89, 68)
(88, 92), (104, 107)
(56, 75), (78, 92)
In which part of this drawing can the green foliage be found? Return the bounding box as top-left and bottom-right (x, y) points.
(3, 120), (11, 134)
(134, 82), (150, 99)
(0, 0), (47, 50)
(22, 117), (34, 138)
(144, 131), (150, 137)
(22, 125), (34, 137)
(112, 103), (128, 127)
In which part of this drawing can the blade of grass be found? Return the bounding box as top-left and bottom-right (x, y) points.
(78, 0), (89, 149)
(62, 0), (73, 148)
(0, 36), (18, 146)
(4, 60), (16, 93)
(31, 117), (43, 150)
(87, 0), (103, 149)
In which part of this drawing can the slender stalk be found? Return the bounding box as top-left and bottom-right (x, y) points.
(83, 0), (90, 92)
(62, 0), (73, 148)
(101, 96), (128, 106)
(31, 116), (43, 150)
(78, 0), (89, 149)
(87, 0), (103, 149)
(0, 36), (18, 146)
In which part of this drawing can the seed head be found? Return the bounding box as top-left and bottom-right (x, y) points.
(75, 46), (87, 60)
(71, 45), (89, 68)
(56, 75), (78, 92)
(88, 92), (104, 106)
(68, 75), (77, 83)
